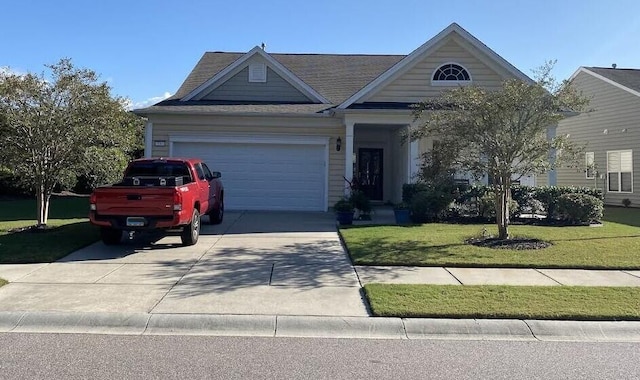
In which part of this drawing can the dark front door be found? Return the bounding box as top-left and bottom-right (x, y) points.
(357, 148), (383, 201)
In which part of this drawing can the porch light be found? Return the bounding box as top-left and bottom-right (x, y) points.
(336, 137), (342, 151)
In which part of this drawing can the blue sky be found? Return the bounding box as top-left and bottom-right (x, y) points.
(2, 0), (639, 108)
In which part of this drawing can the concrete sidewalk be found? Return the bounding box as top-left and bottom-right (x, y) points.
(356, 266), (640, 286)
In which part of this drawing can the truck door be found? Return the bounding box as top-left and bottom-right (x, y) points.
(193, 163), (211, 213)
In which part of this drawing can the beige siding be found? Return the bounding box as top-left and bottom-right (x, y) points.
(202, 67), (311, 103)
(148, 114), (344, 208)
(556, 71), (640, 207)
(363, 35), (512, 103)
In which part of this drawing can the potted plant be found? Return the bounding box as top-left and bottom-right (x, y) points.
(393, 202), (411, 225)
(334, 198), (355, 225)
(349, 190), (372, 220)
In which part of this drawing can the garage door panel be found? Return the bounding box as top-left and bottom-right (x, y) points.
(173, 141), (326, 211)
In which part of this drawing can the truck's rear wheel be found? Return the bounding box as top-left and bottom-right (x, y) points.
(101, 227), (122, 245)
(181, 209), (200, 246)
(207, 201), (224, 225)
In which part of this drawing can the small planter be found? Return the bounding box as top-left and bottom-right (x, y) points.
(394, 208), (411, 225)
(336, 211), (355, 225)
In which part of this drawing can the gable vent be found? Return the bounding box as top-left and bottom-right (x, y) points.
(249, 63), (267, 83)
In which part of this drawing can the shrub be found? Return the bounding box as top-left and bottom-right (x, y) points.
(623, 198), (632, 208)
(532, 186), (603, 219)
(349, 190), (371, 214)
(409, 189), (456, 222)
(333, 198), (354, 212)
(402, 183), (430, 203)
(478, 192), (519, 219)
(556, 193), (603, 225)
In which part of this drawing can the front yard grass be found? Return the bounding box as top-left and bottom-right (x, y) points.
(364, 284), (640, 320)
(341, 207), (640, 269)
(0, 196), (99, 264)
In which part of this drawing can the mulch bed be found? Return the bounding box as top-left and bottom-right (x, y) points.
(466, 237), (552, 250)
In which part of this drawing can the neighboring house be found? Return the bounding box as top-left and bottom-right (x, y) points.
(556, 67), (640, 207)
(134, 23), (535, 211)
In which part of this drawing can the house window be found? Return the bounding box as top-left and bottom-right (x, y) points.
(432, 63), (471, 85)
(585, 152), (595, 179)
(607, 150), (633, 193)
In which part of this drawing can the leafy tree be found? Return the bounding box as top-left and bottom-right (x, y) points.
(0, 59), (140, 226)
(410, 62), (588, 239)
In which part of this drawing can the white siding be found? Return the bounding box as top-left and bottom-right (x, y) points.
(362, 35), (512, 103)
(556, 71), (640, 207)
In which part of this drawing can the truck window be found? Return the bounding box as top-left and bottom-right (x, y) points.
(126, 162), (194, 184)
(194, 164), (206, 180)
(201, 163), (213, 181)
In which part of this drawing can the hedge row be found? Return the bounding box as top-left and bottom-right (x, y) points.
(402, 183), (604, 223)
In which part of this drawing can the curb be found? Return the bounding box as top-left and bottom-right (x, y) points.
(1, 312), (640, 342)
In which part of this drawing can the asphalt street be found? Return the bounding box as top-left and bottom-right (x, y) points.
(1, 333), (639, 380)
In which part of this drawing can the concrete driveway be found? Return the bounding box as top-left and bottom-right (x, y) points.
(0, 212), (368, 317)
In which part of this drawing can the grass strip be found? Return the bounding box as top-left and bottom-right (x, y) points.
(341, 220), (640, 269)
(0, 220), (99, 264)
(364, 284), (640, 320)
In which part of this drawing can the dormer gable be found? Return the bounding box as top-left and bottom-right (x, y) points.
(182, 46), (329, 104)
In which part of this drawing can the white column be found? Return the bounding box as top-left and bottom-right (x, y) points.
(344, 122), (355, 196)
(407, 125), (419, 183)
(144, 120), (153, 158)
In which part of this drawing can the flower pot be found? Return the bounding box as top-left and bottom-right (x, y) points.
(336, 211), (354, 225)
(394, 209), (411, 225)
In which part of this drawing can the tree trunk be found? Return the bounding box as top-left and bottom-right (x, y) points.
(495, 174), (510, 240)
(36, 183), (51, 227)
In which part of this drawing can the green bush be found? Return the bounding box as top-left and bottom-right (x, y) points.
(556, 193), (603, 225)
(409, 189), (456, 222)
(402, 183), (430, 203)
(349, 190), (371, 214)
(533, 186), (603, 219)
(478, 192), (519, 219)
(333, 198), (354, 212)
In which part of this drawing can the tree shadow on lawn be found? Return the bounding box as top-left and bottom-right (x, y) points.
(0, 196), (89, 222)
(346, 236), (473, 266)
(0, 221), (99, 264)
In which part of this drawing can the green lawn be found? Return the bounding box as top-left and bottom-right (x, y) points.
(341, 207), (640, 269)
(364, 284), (640, 320)
(0, 196), (99, 264)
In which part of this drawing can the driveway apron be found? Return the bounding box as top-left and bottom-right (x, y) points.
(0, 211), (368, 317)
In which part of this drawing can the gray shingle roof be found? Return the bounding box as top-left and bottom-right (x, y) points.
(171, 52), (405, 105)
(587, 67), (640, 94)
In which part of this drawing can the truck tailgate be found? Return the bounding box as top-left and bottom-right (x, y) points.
(94, 187), (176, 216)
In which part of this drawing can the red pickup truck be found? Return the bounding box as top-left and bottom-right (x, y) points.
(89, 158), (224, 246)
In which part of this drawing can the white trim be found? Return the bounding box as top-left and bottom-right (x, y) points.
(182, 46), (330, 103)
(344, 122), (355, 196)
(324, 143), (329, 211)
(169, 134), (329, 146)
(337, 23), (533, 109)
(169, 134), (330, 211)
(430, 62), (473, 86)
(144, 121), (153, 158)
(606, 149), (633, 193)
(570, 67), (640, 99)
(409, 139), (419, 182)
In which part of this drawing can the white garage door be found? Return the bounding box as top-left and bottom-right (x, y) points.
(173, 141), (326, 211)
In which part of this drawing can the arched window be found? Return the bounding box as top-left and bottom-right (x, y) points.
(431, 63), (471, 85)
